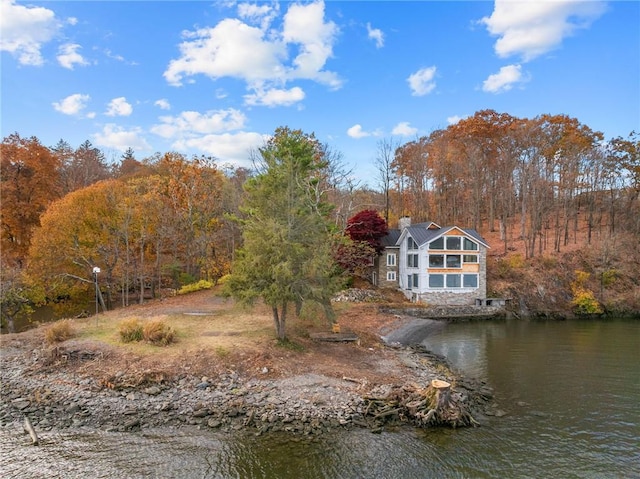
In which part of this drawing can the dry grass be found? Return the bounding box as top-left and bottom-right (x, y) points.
(44, 319), (75, 344)
(142, 320), (176, 345)
(17, 287), (414, 385)
(118, 318), (144, 343)
(68, 290), (276, 361)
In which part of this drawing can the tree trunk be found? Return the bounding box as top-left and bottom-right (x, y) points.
(273, 303), (287, 340)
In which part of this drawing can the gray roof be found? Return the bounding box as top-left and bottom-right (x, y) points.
(392, 223), (490, 249)
(381, 229), (401, 247)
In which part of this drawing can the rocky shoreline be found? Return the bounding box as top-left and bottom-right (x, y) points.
(1, 338), (496, 438)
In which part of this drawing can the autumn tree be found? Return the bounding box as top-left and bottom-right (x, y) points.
(58, 140), (111, 194)
(225, 127), (342, 340)
(26, 180), (129, 312)
(346, 209), (388, 254)
(333, 209), (388, 280)
(1, 133), (62, 268)
(393, 136), (432, 222)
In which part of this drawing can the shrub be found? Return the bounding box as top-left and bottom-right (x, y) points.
(507, 253), (525, 269)
(178, 272), (196, 286)
(45, 319), (75, 344)
(142, 320), (175, 346)
(572, 288), (603, 314)
(601, 269), (618, 287)
(539, 255), (557, 269)
(118, 318), (144, 343)
(571, 270), (603, 315)
(177, 280), (214, 295)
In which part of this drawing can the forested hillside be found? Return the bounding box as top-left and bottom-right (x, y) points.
(2, 110), (639, 331)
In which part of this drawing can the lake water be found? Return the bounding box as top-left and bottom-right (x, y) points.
(1, 318), (638, 478)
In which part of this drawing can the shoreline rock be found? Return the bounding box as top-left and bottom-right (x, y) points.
(0, 341), (492, 437)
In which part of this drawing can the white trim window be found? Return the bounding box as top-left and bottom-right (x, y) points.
(387, 271), (397, 281)
(463, 238), (479, 251)
(387, 253), (396, 266)
(407, 253), (419, 268)
(407, 273), (419, 289)
(463, 254), (478, 264)
(428, 273), (478, 289)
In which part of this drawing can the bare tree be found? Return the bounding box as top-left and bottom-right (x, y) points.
(375, 138), (399, 223)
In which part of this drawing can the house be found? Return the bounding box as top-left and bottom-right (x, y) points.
(374, 217), (490, 306)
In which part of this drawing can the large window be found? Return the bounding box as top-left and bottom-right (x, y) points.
(446, 255), (461, 268)
(387, 253), (396, 266)
(428, 273), (479, 289)
(430, 237), (444, 250)
(446, 274), (461, 288)
(407, 254), (419, 268)
(429, 255), (444, 268)
(407, 237), (418, 250)
(446, 236), (461, 250)
(429, 254), (466, 268)
(387, 271), (397, 281)
(463, 238), (478, 251)
(463, 274), (478, 288)
(429, 274), (444, 288)
(407, 273), (419, 289)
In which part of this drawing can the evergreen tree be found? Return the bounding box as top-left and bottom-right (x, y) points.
(226, 127), (341, 340)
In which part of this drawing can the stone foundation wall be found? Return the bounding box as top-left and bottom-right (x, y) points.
(417, 290), (479, 306)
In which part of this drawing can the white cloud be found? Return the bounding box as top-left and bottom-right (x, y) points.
(151, 109), (247, 139)
(244, 86), (305, 107)
(52, 93), (91, 116)
(483, 64), (526, 93)
(481, 0), (607, 62)
(174, 131), (267, 168)
(154, 99), (171, 110)
(407, 66), (437, 96)
(391, 122), (417, 137)
(93, 124), (151, 152)
(0, 0), (60, 65)
(447, 115), (465, 125)
(105, 97), (133, 117)
(164, 18), (286, 86)
(67, 17), (78, 26)
(237, 2), (277, 30)
(164, 1), (341, 102)
(367, 23), (384, 48)
(57, 43), (88, 69)
(282, 1), (340, 87)
(347, 124), (371, 139)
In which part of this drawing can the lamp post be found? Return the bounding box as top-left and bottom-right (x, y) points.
(92, 267), (101, 321)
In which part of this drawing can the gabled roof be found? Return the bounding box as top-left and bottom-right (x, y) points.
(411, 221), (441, 230)
(381, 229), (401, 247)
(394, 223), (490, 249)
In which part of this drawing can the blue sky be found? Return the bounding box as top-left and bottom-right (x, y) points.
(2, 0), (639, 185)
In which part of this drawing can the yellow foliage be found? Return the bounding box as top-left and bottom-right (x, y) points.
(571, 270), (603, 314)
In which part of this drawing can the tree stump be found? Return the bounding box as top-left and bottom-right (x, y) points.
(362, 380), (478, 429)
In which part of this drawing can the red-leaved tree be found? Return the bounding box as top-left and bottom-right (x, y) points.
(346, 209), (388, 254)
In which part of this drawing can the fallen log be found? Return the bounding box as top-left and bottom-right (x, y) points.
(23, 416), (39, 445)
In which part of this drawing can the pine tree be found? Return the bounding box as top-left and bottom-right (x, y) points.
(225, 127), (341, 340)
